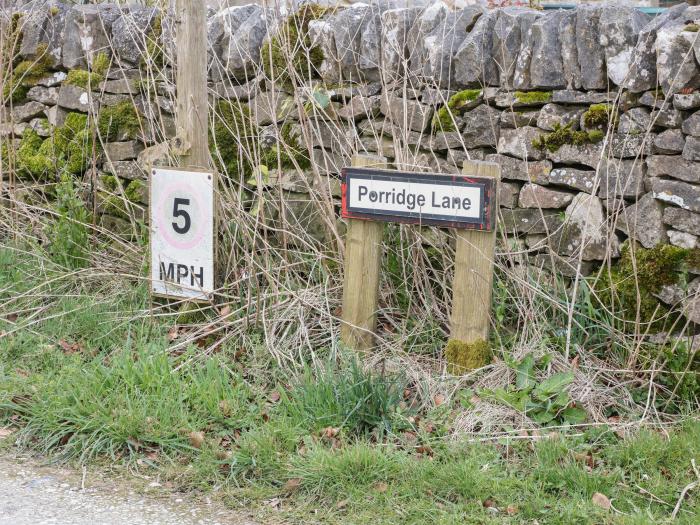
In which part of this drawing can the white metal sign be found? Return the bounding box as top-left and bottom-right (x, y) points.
(341, 168), (496, 230)
(150, 167), (215, 300)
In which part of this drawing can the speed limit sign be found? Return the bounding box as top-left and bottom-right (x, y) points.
(150, 167), (216, 300)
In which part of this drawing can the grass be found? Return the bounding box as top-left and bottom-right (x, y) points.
(1, 245), (699, 524)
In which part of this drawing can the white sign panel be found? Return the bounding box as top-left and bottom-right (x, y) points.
(342, 168), (496, 230)
(150, 168), (215, 300)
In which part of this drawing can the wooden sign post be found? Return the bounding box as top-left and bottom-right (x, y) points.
(149, 0), (215, 303)
(340, 156), (500, 371)
(340, 155), (387, 351)
(447, 160), (500, 373)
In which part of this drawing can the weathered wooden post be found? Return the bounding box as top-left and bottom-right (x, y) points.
(149, 0), (215, 303)
(446, 160), (500, 373)
(340, 154), (387, 351)
(175, 0), (209, 169)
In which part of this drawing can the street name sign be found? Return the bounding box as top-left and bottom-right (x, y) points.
(150, 167), (215, 301)
(341, 167), (496, 231)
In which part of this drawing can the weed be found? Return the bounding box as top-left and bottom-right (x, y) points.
(46, 175), (90, 269)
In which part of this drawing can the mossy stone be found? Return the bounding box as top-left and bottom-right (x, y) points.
(259, 121), (310, 172)
(596, 242), (700, 331)
(514, 91), (552, 105)
(3, 43), (53, 103)
(532, 122), (604, 153)
(582, 103), (616, 130)
(445, 338), (492, 374)
(98, 100), (141, 141)
(260, 3), (328, 87)
(17, 112), (98, 179)
(431, 89), (482, 132)
(210, 100), (257, 178)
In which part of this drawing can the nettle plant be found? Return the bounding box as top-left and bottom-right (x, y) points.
(482, 354), (587, 426)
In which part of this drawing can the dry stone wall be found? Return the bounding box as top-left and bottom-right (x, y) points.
(4, 1), (700, 288)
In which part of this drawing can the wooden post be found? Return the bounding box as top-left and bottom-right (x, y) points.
(446, 160), (500, 373)
(175, 0), (209, 169)
(340, 154), (387, 351)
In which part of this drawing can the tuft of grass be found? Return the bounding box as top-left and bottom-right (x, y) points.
(282, 358), (410, 437)
(10, 348), (259, 461)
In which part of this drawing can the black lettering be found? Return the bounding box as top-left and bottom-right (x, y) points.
(369, 191), (377, 202)
(159, 262), (175, 282)
(176, 264), (188, 283)
(190, 266), (204, 287)
(463, 197), (471, 210)
(417, 194), (425, 207)
(358, 185), (368, 201)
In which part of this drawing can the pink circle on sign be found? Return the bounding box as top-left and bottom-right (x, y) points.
(155, 181), (207, 250)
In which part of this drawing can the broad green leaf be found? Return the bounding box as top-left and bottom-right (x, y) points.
(561, 406), (587, 424)
(515, 354), (536, 390)
(533, 371), (574, 398)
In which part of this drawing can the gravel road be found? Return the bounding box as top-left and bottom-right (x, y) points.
(0, 452), (260, 525)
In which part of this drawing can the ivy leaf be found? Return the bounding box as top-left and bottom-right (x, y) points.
(312, 89), (331, 109)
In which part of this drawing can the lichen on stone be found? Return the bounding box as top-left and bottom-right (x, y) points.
(684, 23), (700, 32)
(260, 3), (328, 86)
(97, 100), (141, 141)
(431, 89), (482, 132)
(532, 122), (604, 152)
(514, 90), (552, 105)
(444, 338), (492, 375)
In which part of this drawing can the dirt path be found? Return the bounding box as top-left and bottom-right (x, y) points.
(0, 452), (260, 525)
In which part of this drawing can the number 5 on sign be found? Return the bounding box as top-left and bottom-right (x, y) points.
(150, 168), (216, 300)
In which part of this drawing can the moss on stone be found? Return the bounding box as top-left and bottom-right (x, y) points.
(97, 100), (141, 141)
(210, 100), (257, 178)
(514, 90), (552, 105)
(17, 112), (98, 179)
(444, 338), (492, 375)
(582, 103), (616, 130)
(65, 52), (109, 90)
(532, 122), (604, 152)
(259, 121), (310, 171)
(124, 179), (146, 203)
(17, 129), (53, 177)
(596, 243), (700, 331)
(64, 69), (93, 89)
(684, 23), (700, 32)
(261, 3), (328, 86)
(3, 43), (53, 103)
(431, 89), (482, 132)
